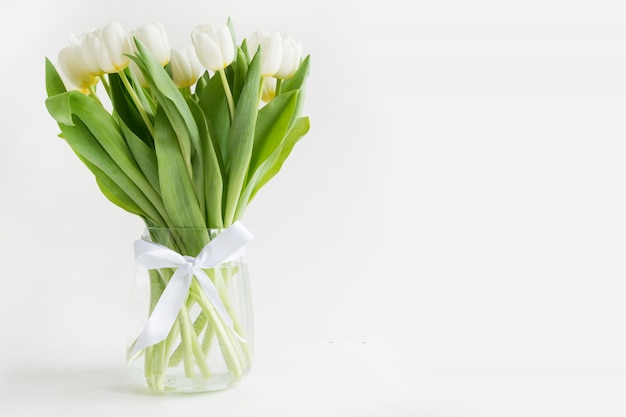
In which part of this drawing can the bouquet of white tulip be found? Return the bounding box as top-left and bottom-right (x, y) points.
(45, 18), (310, 392)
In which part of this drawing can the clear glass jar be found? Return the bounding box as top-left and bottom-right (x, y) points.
(127, 227), (253, 393)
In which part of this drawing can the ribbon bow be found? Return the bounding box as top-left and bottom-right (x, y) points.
(129, 221), (253, 359)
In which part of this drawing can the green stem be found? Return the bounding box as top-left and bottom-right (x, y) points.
(179, 86), (191, 98)
(189, 282), (245, 377)
(201, 322), (215, 354)
(164, 318), (181, 366)
(144, 345), (154, 387)
(178, 303), (211, 378)
(99, 74), (111, 98)
(218, 68), (235, 122)
(189, 325), (212, 378)
(152, 340), (167, 391)
(88, 85), (102, 105)
(275, 78), (282, 96)
(119, 69), (155, 136)
(213, 267), (252, 362)
(177, 307), (195, 378)
(168, 302), (208, 367)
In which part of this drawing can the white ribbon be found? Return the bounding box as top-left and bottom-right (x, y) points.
(129, 221), (253, 359)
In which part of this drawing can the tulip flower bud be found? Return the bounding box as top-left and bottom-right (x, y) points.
(191, 23), (235, 71)
(247, 31), (283, 77)
(275, 34), (302, 80)
(132, 21), (170, 66)
(261, 76), (276, 102)
(66, 33), (102, 77)
(83, 22), (132, 73)
(170, 46), (204, 88)
(57, 44), (98, 92)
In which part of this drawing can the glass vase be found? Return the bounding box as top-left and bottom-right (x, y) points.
(127, 227), (253, 393)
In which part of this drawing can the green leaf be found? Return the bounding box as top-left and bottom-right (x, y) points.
(153, 106), (205, 229)
(231, 48), (249, 104)
(132, 39), (200, 178)
(49, 90), (170, 226)
(45, 58), (67, 97)
(59, 118), (166, 225)
(198, 70), (230, 172)
(223, 51), (262, 225)
(45, 59), (72, 126)
(75, 152), (147, 218)
(226, 17), (237, 53)
(239, 39), (250, 63)
(280, 55), (310, 131)
(194, 71), (209, 97)
(185, 96), (206, 220)
(188, 99), (224, 228)
(248, 90), (298, 182)
(66, 91), (164, 211)
(108, 72), (153, 146)
(45, 92), (74, 126)
(281, 55), (310, 94)
(117, 115), (160, 194)
(246, 116), (310, 205)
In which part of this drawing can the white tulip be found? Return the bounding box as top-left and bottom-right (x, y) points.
(247, 31), (283, 77)
(275, 34), (302, 79)
(83, 22), (132, 73)
(57, 44), (98, 92)
(170, 46), (204, 88)
(132, 21), (170, 66)
(65, 33), (101, 77)
(261, 76), (276, 102)
(191, 23), (235, 71)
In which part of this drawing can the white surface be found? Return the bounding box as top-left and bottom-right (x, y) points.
(2, 340), (437, 417)
(2, 0), (626, 415)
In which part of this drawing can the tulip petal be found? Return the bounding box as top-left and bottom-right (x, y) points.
(247, 31), (283, 77)
(192, 23), (235, 71)
(98, 22), (132, 72)
(133, 21), (170, 66)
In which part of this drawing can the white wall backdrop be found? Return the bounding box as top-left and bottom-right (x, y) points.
(1, 0), (626, 416)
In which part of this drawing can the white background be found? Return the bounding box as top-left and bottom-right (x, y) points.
(1, 0), (626, 415)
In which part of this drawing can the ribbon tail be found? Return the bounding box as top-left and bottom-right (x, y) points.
(129, 265), (193, 360)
